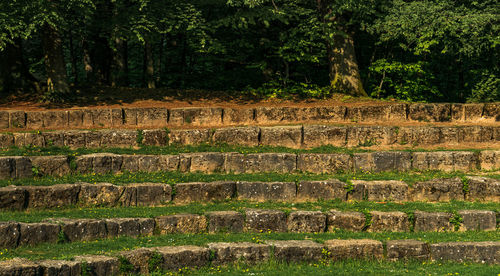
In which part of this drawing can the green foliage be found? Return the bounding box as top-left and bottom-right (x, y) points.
(148, 252), (163, 273)
(467, 70), (500, 103)
(248, 80), (332, 99)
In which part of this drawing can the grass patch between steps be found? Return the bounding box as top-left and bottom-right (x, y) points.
(2, 231), (500, 262)
(2, 170), (497, 188)
(0, 143), (485, 157)
(0, 200), (498, 223)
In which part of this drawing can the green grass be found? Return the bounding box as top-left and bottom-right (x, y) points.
(2, 170), (496, 188)
(177, 259), (500, 276)
(1, 231), (500, 261)
(0, 200), (498, 223)
(0, 143), (485, 157)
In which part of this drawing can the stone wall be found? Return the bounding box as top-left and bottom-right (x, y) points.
(1, 125), (498, 149)
(1, 177), (499, 211)
(1, 103), (498, 130)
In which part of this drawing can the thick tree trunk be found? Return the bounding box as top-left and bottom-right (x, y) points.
(111, 38), (128, 87)
(41, 24), (70, 95)
(143, 40), (155, 88)
(327, 32), (367, 96)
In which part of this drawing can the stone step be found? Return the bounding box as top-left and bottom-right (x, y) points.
(1, 239), (499, 275)
(1, 150), (499, 180)
(1, 208), (498, 249)
(2, 124), (499, 149)
(1, 103), (498, 131)
(1, 177), (499, 211)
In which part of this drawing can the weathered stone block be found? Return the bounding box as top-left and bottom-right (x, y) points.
(458, 210), (496, 231)
(325, 239), (383, 260)
(223, 108), (255, 125)
(183, 152), (225, 173)
(120, 183), (172, 207)
(297, 180), (347, 201)
(414, 211), (453, 232)
(18, 223), (60, 246)
(9, 111), (27, 128)
(74, 255), (120, 276)
(13, 156), (32, 179)
(368, 211), (409, 232)
(174, 181), (235, 203)
(483, 103), (500, 122)
(64, 130), (88, 148)
(0, 111), (9, 129)
(346, 126), (396, 146)
(430, 242), (500, 264)
(386, 240), (430, 261)
(408, 103), (451, 122)
(105, 218), (155, 237)
(14, 132), (45, 147)
(479, 150), (500, 171)
(245, 209), (287, 232)
(78, 182), (123, 207)
(411, 178), (465, 202)
(111, 108), (123, 127)
(38, 260), (81, 276)
(0, 133), (14, 148)
(119, 248), (153, 275)
(142, 129), (168, 146)
(225, 153), (296, 174)
(412, 151), (478, 172)
(0, 258), (40, 275)
(212, 127), (259, 146)
(168, 129), (211, 145)
(0, 222), (20, 248)
(236, 181), (295, 201)
(42, 111), (68, 129)
(0, 186), (26, 210)
(302, 125), (347, 148)
(100, 129), (138, 148)
(354, 152), (411, 172)
(396, 126), (442, 146)
(267, 240), (323, 262)
(207, 211), (244, 233)
(310, 106), (347, 122)
(26, 111), (43, 129)
(58, 219), (107, 242)
(30, 155), (70, 176)
(208, 242), (270, 265)
(42, 131), (64, 147)
(297, 153), (352, 174)
(287, 211), (326, 233)
(260, 126), (302, 148)
(68, 110), (84, 128)
(154, 246), (210, 271)
(25, 184), (80, 209)
(136, 107), (168, 127)
(327, 210), (365, 232)
(170, 107), (223, 126)
(349, 180), (408, 202)
(155, 214), (207, 234)
(90, 109), (113, 127)
(158, 155), (180, 171)
(466, 176), (500, 202)
(0, 157), (14, 179)
(254, 107), (301, 124)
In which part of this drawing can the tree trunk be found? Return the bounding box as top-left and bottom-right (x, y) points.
(41, 24), (70, 96)
(111, 38), (128, 87)
(142, 40), (155, 88)
(82, 39), (93, 82)
(327, 32), (367, 96)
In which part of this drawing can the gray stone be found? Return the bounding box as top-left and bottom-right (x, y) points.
(479, 150), (500, 171)
(266, 240), (323, 262)
(25, 184), (80, 209)
(18, 223), (60, 246)
(78, 183), (123, 207)
(0, 186), (26, 210)
(155, 214), (207, 234)
(430, 242), (500, 264)
(408, 103), (451, 122)
(302, 125), (347, 148)
(0, 258), (40, 276)
(9, 111), (26, 129)
(170, 107), (223, 126)
(154, 245), (210, 271)
(59, 219), (107, 242)
(120, 183), (172, 207)
(354, 152), (412, 172)
(222, 108), (255, 125)
(349, 180), (408, 202)
(212, 127), (259, 147)
(327, 210), (365, 232)
(75, 255), (120, 276)
(297, 154), (352, 174)
(245, 209), (287, 232)
(346, 126), (396, 146)
(297, 180), (347, 201)
(168, 129), (211, 145)
(287, 211), (326, 233)
(208, 242), (270, 265)
(30, 155), (70, 176)
(466, 176), (500, 202)
(0, 133), (14, 148)
(38, 259), (81, 276)
(368, 211), (409, 232)
(411, 178), (465, 202)
(458, 210), (497, 231)
(182, 152), (225, 173)
(225, 153), (296, 174)
(260, 126), (302, 148)
(207, 211), (244, 233)
(142, 129), (168, 146)
(386, 240), (430, 261)
(414, 211), (453, 232)
(100, 129), (138, 147)
(105, 218), (155, 237)
(412, 151), (478, 172)
(118, 248), (153, 275)
(174, 181), (235, 203)
(64, 131), (87, 148)
(325, 239), (384, 260)
(236, 182), (296, 201)
(0, 222), (20, 248)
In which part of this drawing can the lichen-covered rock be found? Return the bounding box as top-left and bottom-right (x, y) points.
(236, 181), (295, 201)
(297, 180), (347, 201)
(327, 210), (365, 232)
(287, 211), (326, 233)
(207, 211), (244, 233)
(266, 240), (324, 262)
(245, 209), (287, 232)
(174, 181), (235, 203)
(414, 211), (453, 232)
(386, 240), (430, 261)
(208, 242), (270, 265)
(325, 239), (383, 260)
(368, 211), (409, 232)
(155, 214), (207, 234)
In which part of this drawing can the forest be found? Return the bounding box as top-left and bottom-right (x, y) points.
(0, 0), (499, 103)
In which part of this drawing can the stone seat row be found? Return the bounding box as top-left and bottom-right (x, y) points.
(2, 125), (499, 149)
(1, 103), (498, 130)
(1, 239), (500, 275)
(1, 150), (499, 180)
(0, 209), (497, 249)
(1, 177), (499, 211)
